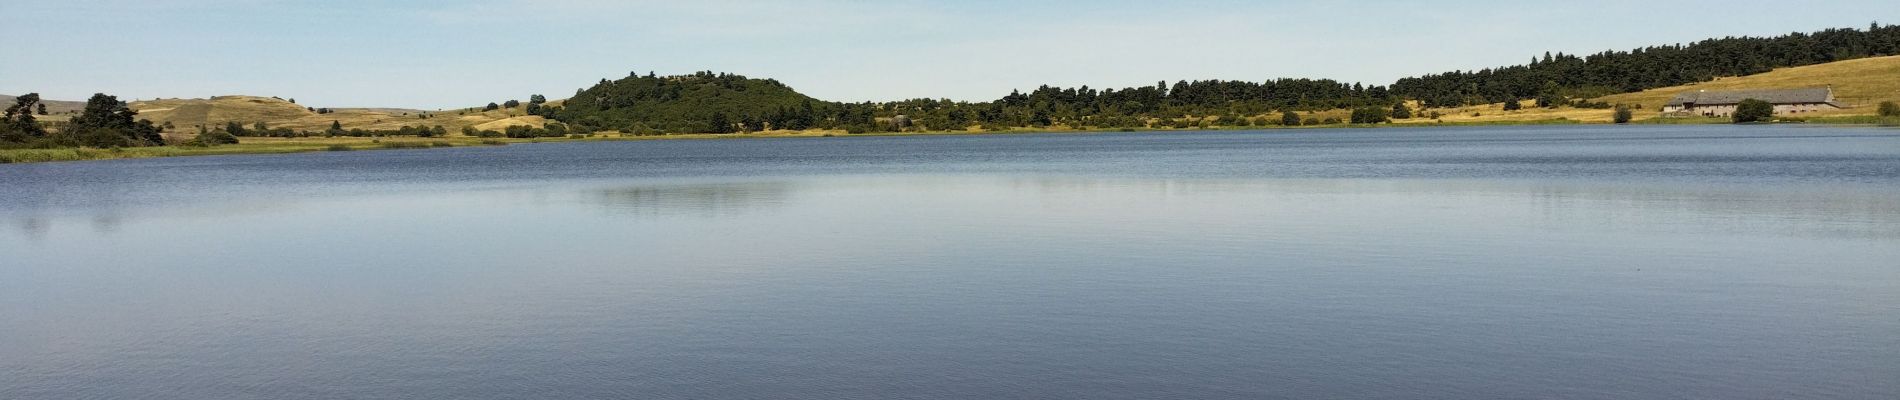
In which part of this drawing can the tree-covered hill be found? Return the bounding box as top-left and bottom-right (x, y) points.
(557, 71), (830, 134)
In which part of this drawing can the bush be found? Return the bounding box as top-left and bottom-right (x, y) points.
(1732, 98), (1774, 123)
(71, 128), (131, 148)
(1879, 101), (1899, 117)
(1321, 117), (1342, 125)
(325, 144), (353, 151)
(1502, 99), (1522, 111)
(1281, 111), (1301, 126)
(1302, 117), (1320, 126)
(1573, 100), (1614, 109)
(1613, 106), (1634, 124)
(193, 130), (240, 146)
(1350, 107), (1388, 124)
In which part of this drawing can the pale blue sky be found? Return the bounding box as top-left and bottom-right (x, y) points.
(3, 0), (1894, 108)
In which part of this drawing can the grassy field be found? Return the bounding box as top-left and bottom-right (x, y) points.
(1375, 54), (1900, 125)
(116, 96), (548, 140)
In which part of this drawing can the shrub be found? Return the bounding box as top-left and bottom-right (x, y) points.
(1321, 117), (1343, 125)
(1879, 101), (1899, 117)
(325, 144), (353, 151)
(1350, 107), (1389, 124)
(72, 128), (130, 148)
(1732, 98), (1774, 123)
(1613, 106), (1634, 124)
(193, 130), (240, 146)
(1502, 100), (1522, 111)
(1573, 100), (1614, 109)
(431, 141), (453, 147)
(1302, 117), (1320, 126)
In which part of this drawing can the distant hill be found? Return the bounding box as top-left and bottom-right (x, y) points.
(0, 94), (86, 115)
(557, 71), (824, 133)
(126, 96), (544, 135)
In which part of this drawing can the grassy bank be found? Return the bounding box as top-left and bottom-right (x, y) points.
(6, 116), (1894, 164)
(0, 137), (508, 164)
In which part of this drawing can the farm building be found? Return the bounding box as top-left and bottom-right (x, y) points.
(1662, 87), (1843, 117)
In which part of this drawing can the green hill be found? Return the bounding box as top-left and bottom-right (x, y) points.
(557, 71), (826, 133)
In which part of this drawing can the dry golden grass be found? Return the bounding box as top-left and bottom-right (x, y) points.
(1389, 54), (1900, 124)
(1594, 54), (1900, 116)
(128, 95), (544, 139)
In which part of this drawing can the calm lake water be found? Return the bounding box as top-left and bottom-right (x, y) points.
(3, 125), (1898, 399)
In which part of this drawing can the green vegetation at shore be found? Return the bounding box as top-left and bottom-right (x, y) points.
(0, 137), (514, 163)
(13, 115), (1895, 164)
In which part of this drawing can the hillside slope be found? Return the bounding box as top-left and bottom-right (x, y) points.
(1394, 55), (1900, 124)
(1594, 55), (1900, 114)
(559, 72), (823, 132)
(0, 94), (87, 115)
(127, 96), (544, 136)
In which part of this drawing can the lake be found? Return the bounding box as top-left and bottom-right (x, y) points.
(3, 125), (1898, 399)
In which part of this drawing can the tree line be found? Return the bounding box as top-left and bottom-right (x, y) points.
(1393, 23), (1900, 107)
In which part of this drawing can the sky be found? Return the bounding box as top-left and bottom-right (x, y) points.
(3, 0), (1896, 109)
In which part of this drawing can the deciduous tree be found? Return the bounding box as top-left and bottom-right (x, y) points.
(1732, 99), (1774, 123)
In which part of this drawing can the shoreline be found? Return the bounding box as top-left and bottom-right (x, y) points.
(4, 117), (1893, 164)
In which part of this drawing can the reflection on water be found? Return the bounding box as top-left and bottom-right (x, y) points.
(3, 126), (1900, 399)
(586, 181), (793, 218)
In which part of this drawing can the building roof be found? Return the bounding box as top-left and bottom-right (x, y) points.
(1666, 87), (1835, 106)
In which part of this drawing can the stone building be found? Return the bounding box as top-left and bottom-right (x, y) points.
(1662, 87), (1843, 117)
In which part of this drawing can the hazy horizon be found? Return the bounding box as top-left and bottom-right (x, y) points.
(4, 0), (1897, 109)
